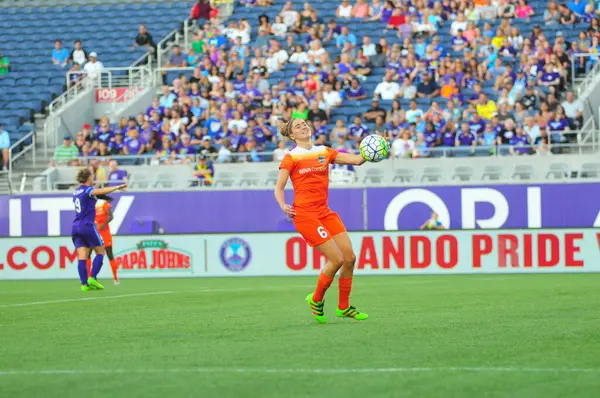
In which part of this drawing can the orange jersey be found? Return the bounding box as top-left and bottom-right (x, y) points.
(279, 145), (338, 222)
(95, 200), (112, 232)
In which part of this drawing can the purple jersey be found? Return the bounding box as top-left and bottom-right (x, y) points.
(108, 170), (128, 186)
(348, 123), (369, 139)
(548, 118), (569, 131)
(441, 130), (455, 146)
(146, 105), (164, 117)
(510, 135), (531, 154)
(346, 86), (366, 99)
(177, 144), (197, 157)
(469, 120), (486, 137)
(72, 185), (96, 226)
(96, 129), (114, 145)
(424, 130), (439, 147)
(457, 131), (475, 146)
(253, 127), (270, 145)
(125, 137), (143, 154)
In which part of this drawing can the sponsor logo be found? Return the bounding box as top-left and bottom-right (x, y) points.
(220, 237), (251, 272)
(298, 166), (327, 175)
(318, 156), (326, 163)
(114, 240), (192, 272)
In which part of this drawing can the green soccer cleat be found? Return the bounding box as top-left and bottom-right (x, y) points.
(306, 293), (326, 324)
(81, 285), (92, 292)
(87, 277), (104, 290)
(336, 306), (369, 321)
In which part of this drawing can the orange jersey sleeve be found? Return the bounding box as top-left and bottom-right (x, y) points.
(95, 201), (112, 229)
(282, 145), (338, 221)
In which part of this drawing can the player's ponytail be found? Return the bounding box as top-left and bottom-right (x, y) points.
(276, 119), (294, 140)
(76, 168), (92, 184)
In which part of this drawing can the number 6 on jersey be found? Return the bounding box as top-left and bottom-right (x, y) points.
(317, 226), (328, 238)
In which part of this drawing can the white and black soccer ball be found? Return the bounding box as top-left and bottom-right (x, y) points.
(359, 134), (390, 163)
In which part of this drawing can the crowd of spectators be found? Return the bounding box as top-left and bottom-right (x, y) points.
(61, 0), (598, 175)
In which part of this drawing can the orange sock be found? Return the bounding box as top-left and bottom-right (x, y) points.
(86, 259), (92, 278)
(110, 259), (118, 281)
(338, 277), (353, 310)
(313, 272), (334, 302)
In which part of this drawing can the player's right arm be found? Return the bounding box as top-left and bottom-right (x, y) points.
(275, 153), (296, 218)
(274, 169), (295, 218)
(90, 183), (128, 197)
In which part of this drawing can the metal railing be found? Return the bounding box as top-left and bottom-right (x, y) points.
(572, 53), (600, 93)
(8, 131), (36, 180)
(67, 66), (153, 90)
(153, 66), (196, 86)
(156, 18), (192, 72)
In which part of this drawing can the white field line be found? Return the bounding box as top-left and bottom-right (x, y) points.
(0, 367), (599, 376)
(0, 285), (316, 309)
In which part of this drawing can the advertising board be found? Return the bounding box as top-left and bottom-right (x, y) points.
(1, 229), (597, 280)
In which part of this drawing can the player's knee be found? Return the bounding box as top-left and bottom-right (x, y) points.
(331, 253), (344, 268)
(345, 253), (357, 268)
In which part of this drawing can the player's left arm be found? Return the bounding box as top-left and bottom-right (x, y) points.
(333, 152), (366, 166)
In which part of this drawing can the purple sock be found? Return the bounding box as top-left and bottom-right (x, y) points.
(91, 254), (104, 279)
(78, 260), (88, 285)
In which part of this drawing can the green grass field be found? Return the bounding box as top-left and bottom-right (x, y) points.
(1, 275), (599, 398)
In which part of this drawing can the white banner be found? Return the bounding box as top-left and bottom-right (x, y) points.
(1, 229), (598, 280)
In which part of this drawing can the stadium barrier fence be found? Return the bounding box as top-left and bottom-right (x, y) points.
(0, 228), (598, 280)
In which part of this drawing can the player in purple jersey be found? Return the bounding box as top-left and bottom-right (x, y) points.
(72, 168), (127, 292)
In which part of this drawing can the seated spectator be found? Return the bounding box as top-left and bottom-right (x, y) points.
(83, 52), (104, 81)
(337, 0), (353, 19)
(391, 130), (415, 159)
(165, 45), (187, 68)
(479, 0), (498, 20)
(132, 24), (155, 53)
(68, 63), (83, 87)
(361, 36), (376, 57)
(308, 101), (328, 122)
(450, 14), (468, 36)
(346, 79), (367, 100)
(416, 73), (440, 99)
(509, 126), (532, 155)
(52, 40), (70, 68)
(413, 132), (430, 157)
(107, 160), (128, 186)
(544, 1), (560, 24)
(515, 0), (535, 18)
(192, 155), (214, 186)
(386, 8), (405, 30)
(455, 122), (477, 147)
(348, 115), (369, 144)
(562, 91), (584, 130)
(559, 4), (576, 24)
(567, 0), (586, 16)
(0, 49), (8, 76)
(70, 40), (88, 66)
(336, 26), (357, 49)
(159, 86), (176, 109)
(476, 94), (498, 120)
(281, 1), (300, 28)
(352, 0), (370, 19)
(364, 100), (386, 122)
(52, 136), (79, 166)
(266, 42), (288, 73)
(374, 73), (401, 100)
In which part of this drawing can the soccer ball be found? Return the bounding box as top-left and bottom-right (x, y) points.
(359, 134), (390, 163)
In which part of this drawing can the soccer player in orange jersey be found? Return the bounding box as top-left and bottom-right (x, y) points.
(275, 118), (379, 323)
(86, 197), (120, 285)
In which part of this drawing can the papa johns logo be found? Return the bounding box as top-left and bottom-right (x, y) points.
(219, 238), (251, 272)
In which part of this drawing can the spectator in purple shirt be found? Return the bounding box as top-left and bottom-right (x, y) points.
(440, 122), (457, 147)
(109, 133), (125, 155)
(469, 114), (486, 138)
(176, 134), (196, 160)
(96, 124), (114, 146)
(146, 98), (164, 118)
(423, 122), (440, 147)
(345, 79), (367, 100)
(107, 160), (128, 187)
(241, 81), (263, 101)
(166, 45), (187, 68)
(509, 127), (532, 155)
(547, 112), (570, 143)
(455, 122), (476, 147)
(348, 115), (369, 144)
(123, 129), (144, 156)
